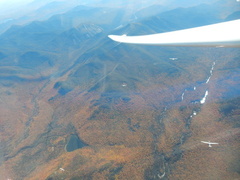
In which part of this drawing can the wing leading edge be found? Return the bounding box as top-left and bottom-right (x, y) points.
(108, 19), (240, 47)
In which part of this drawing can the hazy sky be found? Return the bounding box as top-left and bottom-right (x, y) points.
(0, 0), (33, 12)
(0, 0), (33, 6)
(0, 0), (32, 21)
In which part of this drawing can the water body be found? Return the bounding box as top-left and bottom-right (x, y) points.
(200, 90), (209, 104)
(65, 134), (88, 152)
(206, 61), (216, 83)
(181, 91), (185, 101)
(190, 111), (197, 118)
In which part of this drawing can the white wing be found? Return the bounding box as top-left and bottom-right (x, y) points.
(108, 19), (240, 47)
(209, 142), (219, 144)
(201, 141), (218, 144)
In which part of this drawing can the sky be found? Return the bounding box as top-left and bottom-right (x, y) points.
(0, 0), (32, 6)
(0, 0), (36, 21)
(0, 0), (33, 14)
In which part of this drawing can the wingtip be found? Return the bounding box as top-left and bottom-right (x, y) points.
(108, 34), (130, 43)
(108, 35), (121, 42)
(108, 35), (116, 41)
(108, 35), (114, 39)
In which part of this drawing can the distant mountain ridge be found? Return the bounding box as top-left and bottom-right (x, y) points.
(0, 0), (238, 82)
(0, 0), (221, 35)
